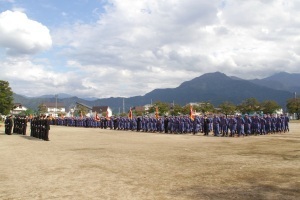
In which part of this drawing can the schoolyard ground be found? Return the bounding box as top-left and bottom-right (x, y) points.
(0, 121), (299, 200)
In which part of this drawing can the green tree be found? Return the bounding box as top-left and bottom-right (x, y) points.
(75, 104), (89, 116)
(0, 80), (14, 115)
(133, 110), (144, 116)
(286, 97), (300, 120)
(219, 101), (236, 116)
(260, 100), (281, 114)
(19, 108), (35, 116)
(148, 101), (170, 116)
(181, 104), (192, 115)
(37, 103), (47, 114)
(238, 97), (260, 114)
(198, 102), (215, 114)
(120, 112), (127, 117)
(170, 104), (182, 116)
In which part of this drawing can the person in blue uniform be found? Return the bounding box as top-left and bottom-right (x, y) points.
(284, 114), (289, 132)
(212, 115), (220, 136)
(275, 115), (282, 133)
(192, 116), (200, 135)
(244, 114), (252, 136)
(251, 115), (260, 135)
(236, 115), (245, 137)
(228, 115), (237, 137)
(220, 115), (228, 137)
(280, 114), (285, 133)
(260, 116), (266, 135)
(271, 114), (276, 133)
(265, 114), (271, 134)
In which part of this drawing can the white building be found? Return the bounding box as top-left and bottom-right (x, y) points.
(43, 102), (66, 117)
(10, 103), (28, 115)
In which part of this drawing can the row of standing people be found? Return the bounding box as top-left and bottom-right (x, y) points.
(211, 114), (289, 137)
(3, 115), (51, 141)
(4, 116), (13, 135)
(51, 113), (290, 137)
(30, 116), (51, 141)
(4, 115), (27, 135)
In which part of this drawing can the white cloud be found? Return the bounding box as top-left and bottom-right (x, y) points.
(0, 10), (52, 55)
(47, 0), (300, 97)
(1, 0), (300, 98)
(0, 57), (69, 95)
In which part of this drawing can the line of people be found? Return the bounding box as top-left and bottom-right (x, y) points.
(30, 115), (51, 141)
(4, 115), (27, 135)
(3, 115), (51, 141)
(4, 115), (13, 135)
(50, 113), (290, 137)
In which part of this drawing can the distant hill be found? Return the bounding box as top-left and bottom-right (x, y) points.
(81, 97), (99, 101)
(36, 93), (75, 99)
(141, 72), (292, 107)
(250, 72), (300, 94)
(13, 72), (295, 113)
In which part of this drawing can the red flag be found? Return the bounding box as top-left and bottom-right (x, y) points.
(105, 110), (110, 120)
(155, 107), (159, 119)
(128, 107), (133, 119)
(95, 112), (100, 121)
(189, 105), (194, 121)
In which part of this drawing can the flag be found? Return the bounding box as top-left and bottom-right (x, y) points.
(105, 110), (110, 120)
(128, 107), (133, 119)
(80, 111), (83, 119)
(155, 107), (159, 119)
(189, 105), (194, 121)
(95, 111), (100, 121)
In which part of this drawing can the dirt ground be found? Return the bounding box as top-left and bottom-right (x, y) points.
(0, 122), (299, 200)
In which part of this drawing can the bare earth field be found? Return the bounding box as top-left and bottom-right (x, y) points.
(0, 122), (299, 200)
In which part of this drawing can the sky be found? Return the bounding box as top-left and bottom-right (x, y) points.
(0, 0), (300, 98)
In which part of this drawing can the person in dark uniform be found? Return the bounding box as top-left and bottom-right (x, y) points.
(36, 116), (41, 139)
(136, 117), (141, 132)
(164, 116), (169, 133)
(203, 115), (210, 136)
(21, 116), (27, 135)
(30, 117), (34, 137)
(13, 116), (19, 134)
(40, 115), (46, 140)
(44, 116), (51, 141)
(18, 116), (22, 134)
(5, 116), (13, 135)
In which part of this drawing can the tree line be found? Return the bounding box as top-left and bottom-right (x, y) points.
(144, 98), (281, 116)
(1, 80), (300, 119)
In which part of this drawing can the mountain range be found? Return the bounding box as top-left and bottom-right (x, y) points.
(13, 72), (299, 113)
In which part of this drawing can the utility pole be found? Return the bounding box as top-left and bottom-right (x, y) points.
(295, 92), (299, 120)
(55, 94), (58, 117)
(122, 98), (125, 114)
(293, 92), (297, 120)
